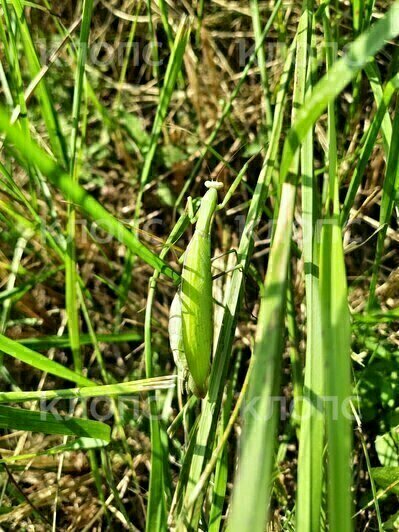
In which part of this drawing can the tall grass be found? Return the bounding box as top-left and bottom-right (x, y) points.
(0, 0), (398, 529)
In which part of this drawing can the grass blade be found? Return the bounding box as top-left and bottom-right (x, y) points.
(0, 405), (110, 441)
(0, 107), (179, 281)
(0, 334), (95, 387)
(280, 2), (399, 183)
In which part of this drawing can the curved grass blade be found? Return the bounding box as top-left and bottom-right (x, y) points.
(0, 334), (95, 387)
(368, 99), (399, 309)
(340, 73), (399, 226)
(0, 107), (179, 282)
(280, 2), (399, 184)
(0, 376), (176, 403)
(177, 37), (297, 531)
(0, 404), (110, 441)
(19, 330), (142, 350)
(0, 437), (109, 464)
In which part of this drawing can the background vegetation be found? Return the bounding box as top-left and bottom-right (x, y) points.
(0, 0), (399, 530)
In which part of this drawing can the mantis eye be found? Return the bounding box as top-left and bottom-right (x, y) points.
(205, 180), (224, 191)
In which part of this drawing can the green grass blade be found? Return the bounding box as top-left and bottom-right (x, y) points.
(0, 334), (95, 387)
(250, 0), (273, 137)
(368, 99), (399, 309)
(228, 9), (309, 521)
(115, 19), (190, 320)
(138, 18), (190, 194)
(295, 5), (325, 529)
(0, 107), (179, 281)
(9, 0), (68, 165)
(0, 436), (109, 464)
(66, 0), (93, 375)
(340, 74), (399, 226)
(145, 212), (192, 532)
(0, 404), (110, 441)
(0, 376), (175, 403)
(229, 183), (297, 532)
(177, 38), (297, 530)
(319, 214), (353, 532)
(19, 330), (142, 350)
(280, 2), (399, 184)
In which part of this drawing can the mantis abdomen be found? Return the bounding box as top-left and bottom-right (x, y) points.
(180, 230), (213, 397)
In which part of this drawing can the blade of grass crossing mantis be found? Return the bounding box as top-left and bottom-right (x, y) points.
(176, 38), (297, 531)
(0, 376), (175, 403)
(208, 375), (235, 532)
(228, 182), (297, 532)
(228, 6), (309, 525)
(66, 0), (93, 374)
(0, 107), (180, 281)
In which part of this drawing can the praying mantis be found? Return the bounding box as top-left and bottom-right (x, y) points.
(169, 162), (249, 398)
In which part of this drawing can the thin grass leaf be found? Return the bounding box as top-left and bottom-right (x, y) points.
(66, 0), (93, 375)
(296, 11), (325, 531)
(368, 99), (399, 309)
(228, 11), (308, 522)
(0, 437), (109, 464)
(319, 212), (352, 532)
(0, 334), (95, 387)
(341, 73), (399, 226)
(0, 376), (175, 403)
(19, 330), (142, 350)
(0, 107), (180, 281)
(280, 2), (399, 184)
(250, 0), (273, 137)
(9, 0), (68, 165)
(0, 405), (110, 441)
(177, 37), (297, 530)
(115, 18), (190, 322)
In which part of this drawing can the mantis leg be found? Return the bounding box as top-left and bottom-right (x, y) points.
(211, 248), (239, 263)
(212, 263), (243, 281)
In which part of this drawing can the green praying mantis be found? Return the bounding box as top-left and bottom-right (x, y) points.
(168, 162), (250, 398)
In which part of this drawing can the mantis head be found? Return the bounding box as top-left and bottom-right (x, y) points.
(205, 180), (224, 191)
